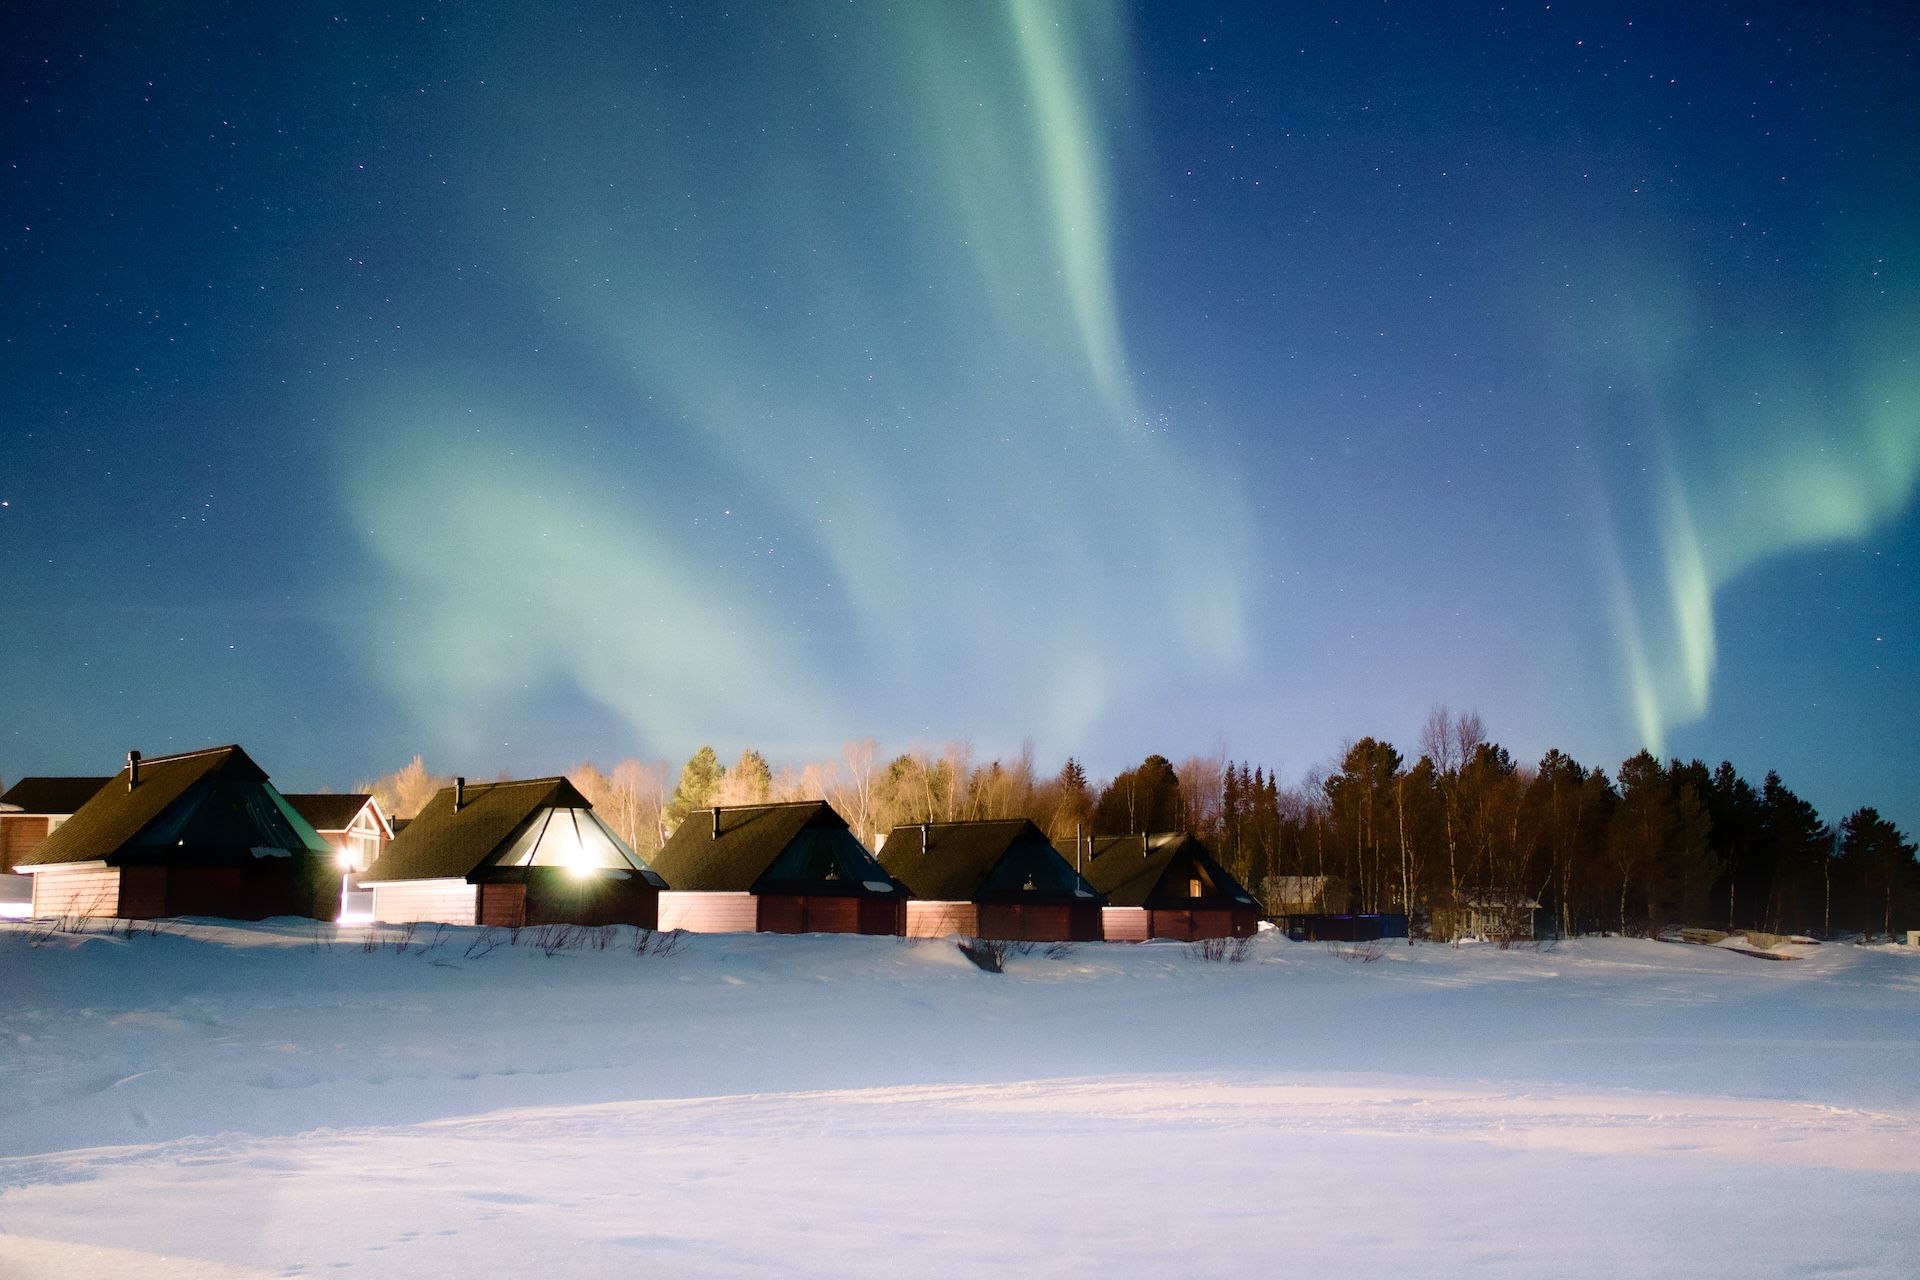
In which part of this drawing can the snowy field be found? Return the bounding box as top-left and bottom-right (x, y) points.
(2, 923), (1916, 1278)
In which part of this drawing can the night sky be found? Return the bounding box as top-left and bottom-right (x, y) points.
(3, 3), (1915, 829)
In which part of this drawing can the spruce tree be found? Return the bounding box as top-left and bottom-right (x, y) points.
(1222, 764), (1242, 864)
(664, 745), (724, 831)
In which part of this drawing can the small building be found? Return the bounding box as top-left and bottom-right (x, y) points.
(1, 776), (112, 916)
(1, 776), (112, 868)
(283, 793), (392, 875)
(652, 801), (907, 935)
(1060, 832), (1261, 941)
(1263, 874), (1332, 916)
(284, 792), (392, 920)
(358, 776), (664, 927)
(1433, 890), (1544, 942)
(13, 746), (341, 921)
(885, 819), (1104, 942)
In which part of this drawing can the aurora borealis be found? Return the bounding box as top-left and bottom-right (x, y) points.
(2, 3), (1915, 826)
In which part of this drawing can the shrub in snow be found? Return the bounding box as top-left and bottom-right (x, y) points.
(959, 937), (1009, 973)
(632, 927), (685, 958)
(1186, 936), (1252, 963)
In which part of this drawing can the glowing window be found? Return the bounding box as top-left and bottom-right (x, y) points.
(500, 808), (644, 872)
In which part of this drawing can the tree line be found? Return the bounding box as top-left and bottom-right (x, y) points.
(362, 709), (1917, 940)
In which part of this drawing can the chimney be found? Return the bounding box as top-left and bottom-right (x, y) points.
(711, 807), (720, 839)
(453, 776), (466, 811)
(127, 750), (142, 791)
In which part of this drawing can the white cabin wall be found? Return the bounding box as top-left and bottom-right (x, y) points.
(657, 891), (757, 933)
(905, 901), (979, 938)
(368, 879), (478, 925)
(1101, 907), (1151, 942)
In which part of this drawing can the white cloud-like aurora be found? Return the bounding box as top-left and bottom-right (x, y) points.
(339, 2), (1252, 755)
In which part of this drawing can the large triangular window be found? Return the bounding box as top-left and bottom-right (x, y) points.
(499, 807), (645, 871)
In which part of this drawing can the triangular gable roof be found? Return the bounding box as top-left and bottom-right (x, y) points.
(17, 746), (328, 868)
(283, 792), (386, 836)
(1061, 832), (1262, 910)
(0, 776), (112, 816)
(882, 819), (1103, 905)
(652, 801), (903, 897)
(359, 777), (663, 885)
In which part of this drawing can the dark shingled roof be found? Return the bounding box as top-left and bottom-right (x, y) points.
(0, 777), (111, 816)
(16, 745), (329, 868)
(283, 793), (378, 834)
(1057, 832), (1263, 910)
(359, 777), (665, 886)
(652, 801), (905, 897)
(881, 819), (1104, 905)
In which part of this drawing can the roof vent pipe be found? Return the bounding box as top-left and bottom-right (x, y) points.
(711, 807), (720, 839)
(127, 750), (142, 791)
(921, 822), (930, 850)
(453, 776), (466, 812)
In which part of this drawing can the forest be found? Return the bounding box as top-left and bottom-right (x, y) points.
(365, 707), (1918, 941)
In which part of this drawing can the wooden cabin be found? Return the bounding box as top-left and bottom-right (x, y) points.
(284, 792), (392, 920)
(283, 793), (392, 877)
(1262, 874), (1332, 917)
(651, 801), (907, 935)
(1432, 890), (1543, 942)
(1, 775), (112, 915)
(884, 819), (1104, 942)
(1, 776), (111, 870)
(1059, 832), (1262, 941)
(358, 777), (665, 928)
(12, 746), (341, 921)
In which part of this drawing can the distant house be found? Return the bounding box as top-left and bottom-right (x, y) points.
(885, 819), (1104, 942)
(358, 776), (664, 928)
(13, 746), (340, 921)
(283, 793), (392, 876)
(284, 792), (391, 920)
(1, 776), (112, 915)
(652, 801), (907, 935)
(1263, 874), (1332, 916)
(1, 776), (111, 869)
(1060, 832), (1261, 941)
(1433, 890), (1544, 942)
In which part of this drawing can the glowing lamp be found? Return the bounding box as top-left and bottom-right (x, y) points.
(561, 819), (593, 879)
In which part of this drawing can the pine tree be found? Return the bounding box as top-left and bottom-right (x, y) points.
(1221, 763), (1243, 867)
(1046, 756), (1095, 842)
(1667, 771), (1719, 926)
(1758, 771), (1828, 934)
(664, 746), (724, 831)
(1608, 751), (1671, 933)
(1708, 761), (1761, 929)
(1094, 755), (1181, 835)
(1840, 808), (1918, 939)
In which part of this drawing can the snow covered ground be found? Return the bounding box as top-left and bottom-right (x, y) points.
(2, 922), (1916, 1277)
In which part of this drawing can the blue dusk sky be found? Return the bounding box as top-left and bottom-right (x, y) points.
(2, 2), (1915, 828)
